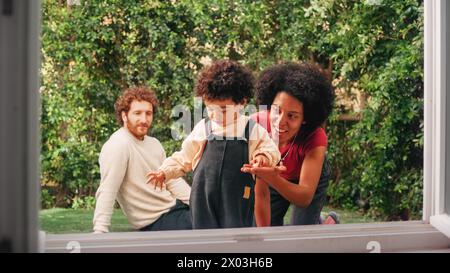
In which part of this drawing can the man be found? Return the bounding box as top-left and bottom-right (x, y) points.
(93, 86), (191, 233)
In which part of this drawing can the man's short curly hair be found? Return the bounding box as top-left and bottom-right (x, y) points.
(114, 86), (159, 126)
(256, 62), (335, 134)
(195, 59), (254, 104)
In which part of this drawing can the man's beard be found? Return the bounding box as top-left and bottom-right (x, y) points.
(126, 120), (149, 139)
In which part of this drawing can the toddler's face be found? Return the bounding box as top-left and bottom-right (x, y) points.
(204, 98), (243, 126)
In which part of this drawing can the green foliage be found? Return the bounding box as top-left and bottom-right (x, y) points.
(41, 0), (423, 219)
(314, 0), (424, 220)
(41, 188), (56, 209)
(71, 196), (96, 210)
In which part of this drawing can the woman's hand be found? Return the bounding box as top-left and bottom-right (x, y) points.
(241, 164), (287, 183)
(146, 171), (166, 190)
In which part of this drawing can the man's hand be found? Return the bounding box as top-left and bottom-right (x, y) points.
(146, 171), (166, 190)
(250, 154), (270, 167)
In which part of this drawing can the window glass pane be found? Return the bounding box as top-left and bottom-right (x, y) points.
(40, 1), (424, 234)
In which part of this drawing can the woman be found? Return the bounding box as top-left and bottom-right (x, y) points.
(242, 62), (337, 225)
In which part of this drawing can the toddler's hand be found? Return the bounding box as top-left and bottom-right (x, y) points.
(251, 154), (270, 167)
(146, 171), (166, 190)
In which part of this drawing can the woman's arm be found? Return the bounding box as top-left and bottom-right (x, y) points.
(242, 146), (326, 208)
(254, 178), (271, 227)
(276, 146), (326, 207)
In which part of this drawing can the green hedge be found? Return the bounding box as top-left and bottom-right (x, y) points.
(41, 0), (423, 220)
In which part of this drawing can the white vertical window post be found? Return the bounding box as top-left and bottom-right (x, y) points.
(445, 0), (450, 222)
(425, 0), (450, 238)
(0, 0), (41, 252)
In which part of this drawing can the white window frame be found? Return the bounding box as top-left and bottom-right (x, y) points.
(0, 0), (40, 253)
(426, 0), (450, 238)
(44, 0), (450, 252)
(1, 0), (449, 253)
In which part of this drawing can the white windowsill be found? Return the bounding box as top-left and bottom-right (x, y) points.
(430, 214), (450, 239)
(44, 221), (450, 253)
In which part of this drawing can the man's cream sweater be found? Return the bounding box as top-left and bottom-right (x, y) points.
(93, 127), (191, 233)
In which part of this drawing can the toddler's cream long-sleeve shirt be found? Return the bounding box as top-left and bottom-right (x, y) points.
(159, 115), (281, 181)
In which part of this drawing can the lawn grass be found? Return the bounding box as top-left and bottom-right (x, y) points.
(39, 208), (132, 234)
(284, 205), (378, 225)
(40, 205), (377, 234)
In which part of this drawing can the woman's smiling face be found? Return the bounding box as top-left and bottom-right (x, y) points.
(270, 91), (304, 147)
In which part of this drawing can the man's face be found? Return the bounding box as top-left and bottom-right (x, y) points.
(122, 100), (153, 140)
